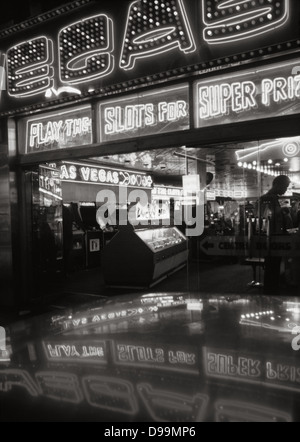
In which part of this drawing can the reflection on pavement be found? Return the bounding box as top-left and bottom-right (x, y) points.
(0, 294), (300, 422)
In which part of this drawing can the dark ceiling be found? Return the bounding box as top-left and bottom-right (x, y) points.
(0, 0), (86, 29)
(0, 0), (131, 29)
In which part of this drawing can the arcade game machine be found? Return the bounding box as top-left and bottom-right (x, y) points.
(79, 202), (102, 269)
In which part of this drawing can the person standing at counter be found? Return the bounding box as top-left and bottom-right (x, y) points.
(259, 175), (291, 294)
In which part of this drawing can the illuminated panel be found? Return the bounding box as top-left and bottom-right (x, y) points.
(215, 400), (292, 423)
(137, 383), (208, 422)
(7, 36), (53, 98)
(194, 59), (300, 128)
(112, 341), (198, 373)
(82, 376), (138, 415)
(61, 161), (153, 189)
(35, 372), (83, 404)
(204, 348), (300, 392)
(43, 340), (107, 365)
(120, 0), (196, 71)
(59, 14), (114, 85)
(24, 106), (93, 154)
(202, 0), (290, 44)
(99, 84), (189, 143)
(204, 347), (263, 384)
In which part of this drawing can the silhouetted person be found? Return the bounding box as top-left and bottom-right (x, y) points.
(260, 175), (291, 294)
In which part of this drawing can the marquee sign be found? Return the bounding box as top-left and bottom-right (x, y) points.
(0, 0), (298, 112)
(194, 59), (300, 128)
(99, 84), (189, 143)
(60, 161), (153, 189)
(21, 105), (93, 154)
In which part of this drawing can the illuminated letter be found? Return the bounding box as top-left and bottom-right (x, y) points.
(35, 372), (83, 404)
(0, 327), (6, 352)
(241, 81), (257, 110)
(138, 383), (208, 422)
(220, 83), (231, 115)
(0, 370), (39, 396)
(105, 108), (116, 135)
(69, 166), (77, 181)
(202, 0), (290, 44)
(262, 79), (274, 106)
(80, 167), (90, 182)
(59, 14), (114, 85)
(120, 0), (196, 71)
(273, 77), (288, 103)
(266, 362), (278, 380)
(60, 165), (70, 180)
(7, 36), (53, 98)
(198, 86), (210, 119)
(83, 376), (138, 415)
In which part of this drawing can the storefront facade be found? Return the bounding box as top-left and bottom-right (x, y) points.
(1, 0), (300, 306)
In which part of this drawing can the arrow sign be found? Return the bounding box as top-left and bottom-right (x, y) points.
(200, 235), (300, 258)
(201, 241), (214, 251)
(200, 236), (250, 256)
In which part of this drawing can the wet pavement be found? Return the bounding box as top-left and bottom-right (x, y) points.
(1, 293), (300, 422)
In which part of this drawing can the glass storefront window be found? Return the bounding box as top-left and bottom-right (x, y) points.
(27, 136), (300, 298)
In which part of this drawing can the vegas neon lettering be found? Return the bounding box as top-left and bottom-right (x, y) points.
(5, 0), (291, 99)
(58, 14), (114, 85)
(202, 0), (289, 44)
(119, 0), (196, 71)
(7, 36), (54, 98)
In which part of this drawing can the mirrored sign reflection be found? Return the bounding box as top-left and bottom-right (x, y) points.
(0, 294), (300, 422)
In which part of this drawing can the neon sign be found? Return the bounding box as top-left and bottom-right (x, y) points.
(7, 36), (54, 98)
(99, 84), (189, 143)
(202, 0), (290, 44)
(39, 165), (62, 202)
(195, 59), (300, 128)
(60, 161), (153, 189)
(235, 137), (300, 162)
(58, 14), (114, 85)
(113, 342), (198, 373)
(3, 0), (294, 104)
(204, 347), (300, 392)
(24, 106), (92, 154)
(43, 341), (107, 364)
(119, 0), (196, 70)
(152, 186), (184, 198)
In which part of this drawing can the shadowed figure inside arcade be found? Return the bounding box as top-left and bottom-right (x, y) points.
(259, 175), (291, 294)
